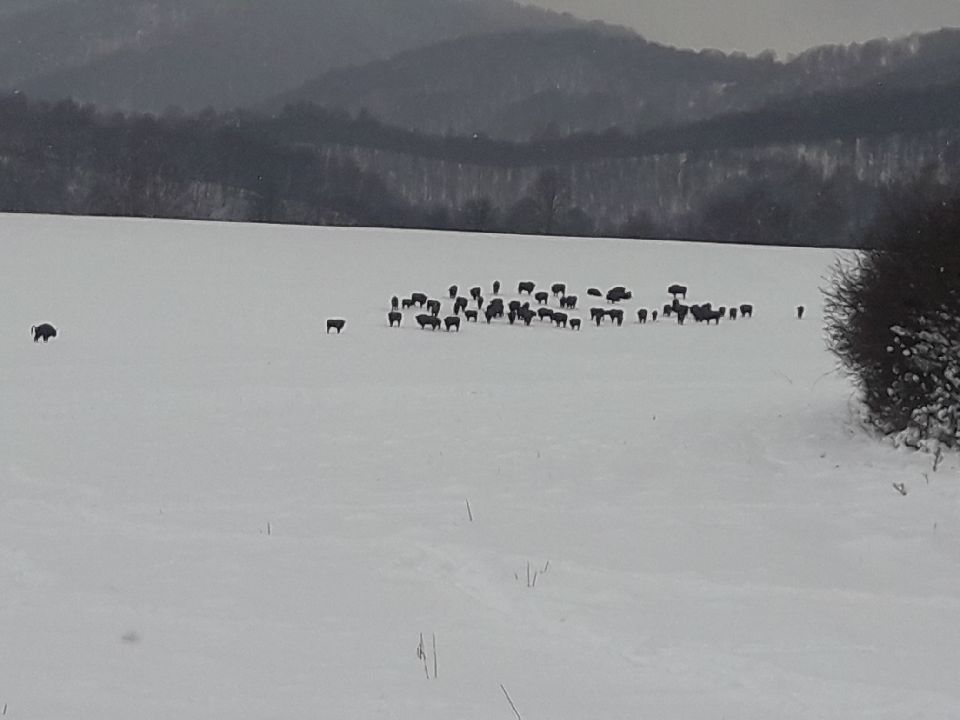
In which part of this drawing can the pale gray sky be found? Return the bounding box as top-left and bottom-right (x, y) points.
(530, 0), (960, 55)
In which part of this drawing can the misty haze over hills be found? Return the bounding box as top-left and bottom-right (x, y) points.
(2, 0), (960, 247)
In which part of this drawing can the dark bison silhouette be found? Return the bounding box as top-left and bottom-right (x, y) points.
(520, 308), (535, 325)
(508, 310), (517, 325)
(391, 295), (399, 310)
(668, 284), (688, 299)
(454, 297), (469, 314)
(470, 286), (482, 301)
(485, 306), (499, 323)
(569, 318), (581, 330)
(739, 304), (754, 318)
(444, 315), (461, 331)
(32, 323), (57, 342)
(487, 299), (505, 318)
(606, 287), (632, 303)
(729, 307), (738, 320)
(508, 300), (522, 314)
(535, 291), (549, 305)
(388, 311), (402, 327)
(492, 280), (501, 295)
(637, 308), (648, 323)
(587, 288), (602, 297)
(662, 304), (673, 317)
(401, 298), (414, 309)
(417, 314), (441, 330)
(326, 319), (346, 334)
(465, 310), (479, 322)
(589, 307), (606, 324)
(560, 295), (578, 309)
(551, 283), (566, 297)
(797, 305), (805, 319)
(411, 292), (428, 307)
(606, 308), (624, 326)
(537, 307), (555, 321)
(552, 311), (568, 328)
(426, 299), (441, 317)
(676, 305), (689, 325)
(518, 281), (535, 295)
(652, 310), (659, 322)
(448, 285), (458, 299)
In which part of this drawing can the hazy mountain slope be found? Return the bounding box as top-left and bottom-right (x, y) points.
(12, 0), (584, 111)
(268, 26), (960, 139)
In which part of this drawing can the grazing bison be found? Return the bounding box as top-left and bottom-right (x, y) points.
(485, 306), (499, 323)
(391, 295), (399, 310)
(535, 291), (549, 305)
(739, 303), (754, 318)
(668, 284), (688, 299)
(551, 283), (566, 297)
(388, 311), (402, 327)
(465, 309), (479, 322)
(492, 280), (501, 295)
(470, 286), (482, 301)
(569, 318), (581, 330)
(326, 318), (346, 334)
(426, 299), (441, 317)
(590, 307), (606, 324)
(32, 323), (57, 342)
(587, 287), (602, 297)
(552, 311), (568, 328)
(444, 315), (461, 331)
(637, 308), (648, 323)
(488, 299), (505, 318)
(560, 294), (578, 309)
(448, 285), (458, 299)
(537, 307), (555, 321)
(662, 304), (673, 317)
(402, 298), (414, 310)
(416, 314), (441, 330)
(652, 310), (659, 322)
(704, 309), (723, 324)
(508, 300), (522, 314)
(729, 307), (738, 320)
(606, 308), (624, 326)
(606, 286), (631, 303)
(797, 305), (805, 319)
(518, 281), (536, 295)
(676, 305), (689, 325)
(454, 297), (469, 314)
(411, 292), (428, 307)
(520, 308), (535, 325)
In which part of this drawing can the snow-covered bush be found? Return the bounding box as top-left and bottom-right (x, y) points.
(824, 197), (960, 449)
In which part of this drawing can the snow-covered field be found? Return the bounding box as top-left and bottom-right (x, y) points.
(1, 213), (958, 720)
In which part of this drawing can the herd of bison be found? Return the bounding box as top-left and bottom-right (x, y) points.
(30, 282), (804, 341)
(321, 281), (806, 334)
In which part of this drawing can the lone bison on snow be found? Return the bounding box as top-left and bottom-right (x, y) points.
(326, 319), (346, 334)
(32, 323), (57, 342)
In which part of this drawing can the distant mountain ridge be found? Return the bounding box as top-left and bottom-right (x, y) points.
(268, 26), (960, 139)
(5, 0), (586, 112)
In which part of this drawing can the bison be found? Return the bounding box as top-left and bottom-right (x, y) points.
(560, 294), (578, 309)
(32, 323), (57, 342)
(454, 297), (469, 314)
(426, 299), (441, 317)
(388, 311), (402, 327)
(606, 308), (624, 326)
(416, 314), (441, 330)
(508, 310), (517, 325)
(411, 292), (428, 307)
(587, 288), (602, 297)
(391, 295), (399, 310)
(444, 315), (461, 331)
(402, 298), (414, 310)
(552, 311), (568, 328)
(448, 285), (458, 300)
(537, 307), (555, 321)
(652, 310), (658, 322)
(729, 307), (738, 320)
(662, 304), (673, 317)
(519, 308), (535, 325)
(508, 300), (522, 315)
(465, 310), (479, 322)
(492, 280), (501, 295)
(668, 284), (688, 299)
(485, 306), (499, 323)
(606, 287), (632, 303)
(518, 281), (535, 295)
(569, 318), (581, 330)
(551, 283), (566, 297)
(326, 318), (346, 334)
(470, 286), (482, 301)
(797, 305), (805, 320)
(637, 308), (648, 323)
(739, 303), (754, 318)
(589, 307), (606, 324)
(535, 291), (549, 305)
(676, 305), (689, 325)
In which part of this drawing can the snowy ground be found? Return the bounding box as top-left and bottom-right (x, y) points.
(1, 213), (958, 720)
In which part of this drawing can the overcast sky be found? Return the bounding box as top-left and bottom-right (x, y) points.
(531, 0), (960, 55)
